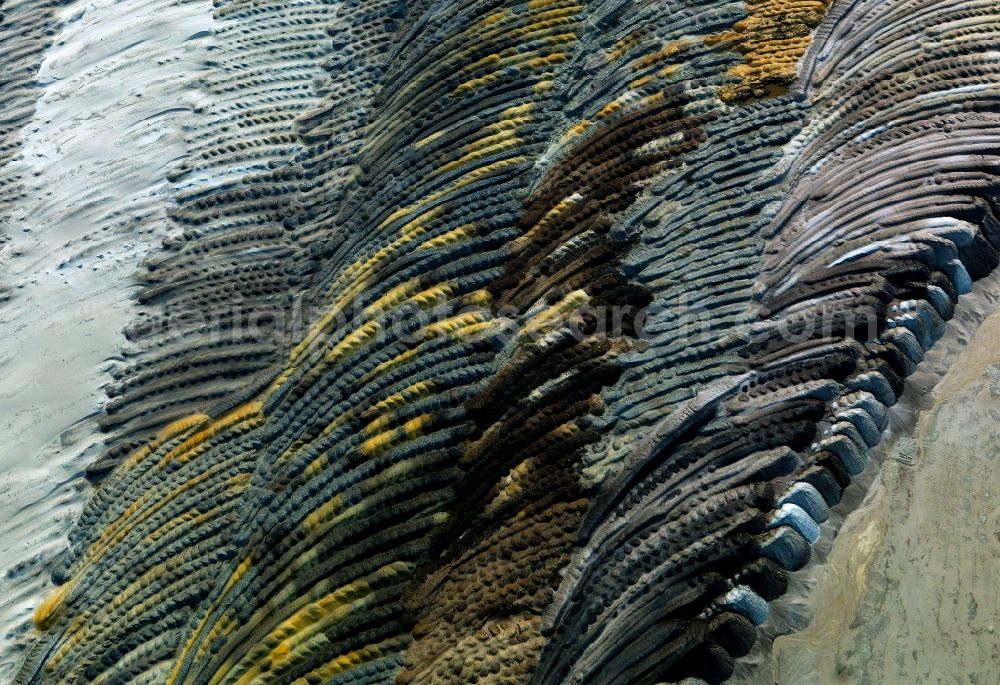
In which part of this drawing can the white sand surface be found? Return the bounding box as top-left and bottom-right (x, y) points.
(0, 0), (214, 676)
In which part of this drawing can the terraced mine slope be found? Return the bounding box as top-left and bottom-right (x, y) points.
(4, 0), (1000, 683)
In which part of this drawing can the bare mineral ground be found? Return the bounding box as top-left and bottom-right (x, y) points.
(771, 304), (1000, 685)
(3, 0), (1000, 683)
